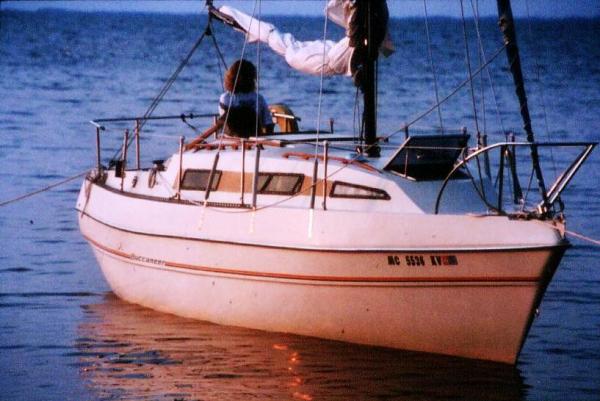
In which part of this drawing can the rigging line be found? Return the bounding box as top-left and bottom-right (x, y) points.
(255, 0), (262, 140)
(208, 18), (228, 70)
(469, 0), (492, 180)
(139, 12), (208, 133)
(473, 142), (486, 197)
(422, 0), (444, 133)
(469, 0), (504, 136)
(207, 0), (259, 209)
(385, 43), (506, 141)
(471, 0), (486, 135)
(0, 171), (87, 208)
(109, 10), (209, 162)
(519, 165), (535, 212)
(216, 0), (256, 151)
(459, 0), (480, 136)
(525, 0), (557, 176)
(181, 116), (200, 134)
(353, 86), (360, 143)
(208, 18), (227, 91)
(314, 0), (330, 155)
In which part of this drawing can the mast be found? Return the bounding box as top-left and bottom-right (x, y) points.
(363, 0), (378, 157)
(496, 0), (549, 212)
(351, 0), (388, 158)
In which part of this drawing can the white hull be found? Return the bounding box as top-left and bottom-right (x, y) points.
(74, 0), (597, 367)
(78, 179), (567, 363)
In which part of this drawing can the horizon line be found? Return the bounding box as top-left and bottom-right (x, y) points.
(3, 0), (600, 19)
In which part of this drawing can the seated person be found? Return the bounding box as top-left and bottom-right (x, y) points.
(185, 59), (273, 150)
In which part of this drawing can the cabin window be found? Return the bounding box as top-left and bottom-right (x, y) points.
(330, 181), (390, 200)
(257, 173), (304, 195)
(181, 169), (222, 191)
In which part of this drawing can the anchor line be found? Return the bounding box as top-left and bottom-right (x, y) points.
(565, 230), (600, 247)
(0, 171), (87, 207)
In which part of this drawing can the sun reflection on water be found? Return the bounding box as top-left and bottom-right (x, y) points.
(77, 293), (527, 401)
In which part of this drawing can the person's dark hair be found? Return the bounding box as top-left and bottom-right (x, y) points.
(224, 59), (256, 94)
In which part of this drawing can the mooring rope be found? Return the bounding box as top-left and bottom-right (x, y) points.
(566, 230), (600, 247)
(2, 7), (212, 208)
(0, 171), (87, 207)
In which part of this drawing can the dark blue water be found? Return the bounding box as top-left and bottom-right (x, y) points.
(1, 9), (599, 401)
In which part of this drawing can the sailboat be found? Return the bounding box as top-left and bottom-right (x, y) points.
(76, 0), (596, 364)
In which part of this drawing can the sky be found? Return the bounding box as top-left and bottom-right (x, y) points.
(2, 0), (600, 18)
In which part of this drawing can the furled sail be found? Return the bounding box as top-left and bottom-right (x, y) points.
(209, 0), (393, 77)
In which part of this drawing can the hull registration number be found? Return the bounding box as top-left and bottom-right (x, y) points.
(387, 255), (459, 267)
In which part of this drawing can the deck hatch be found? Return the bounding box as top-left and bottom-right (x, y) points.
(384, 134), (469, 180)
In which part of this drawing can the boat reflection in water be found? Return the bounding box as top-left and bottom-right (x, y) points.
(77, 294), (527, 401)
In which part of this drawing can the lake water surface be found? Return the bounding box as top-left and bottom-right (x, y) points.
(1, 8), (599, 401)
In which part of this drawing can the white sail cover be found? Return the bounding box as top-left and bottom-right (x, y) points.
(218, 0), (394, 77)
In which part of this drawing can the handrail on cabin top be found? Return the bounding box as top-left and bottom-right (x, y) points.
(282, 151), (379, 173)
